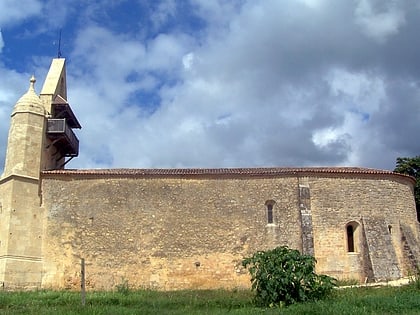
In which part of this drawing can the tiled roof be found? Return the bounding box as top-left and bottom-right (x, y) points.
(41, 167), (415, 182)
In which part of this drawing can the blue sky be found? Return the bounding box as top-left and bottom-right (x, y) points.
(0, 0), (419, 171)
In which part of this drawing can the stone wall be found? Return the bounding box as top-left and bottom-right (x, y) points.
(309, 176), (418, 281)
(41, 174), (302, 290)
(0, 176), (43, 288)
(38, 172), (418, 290)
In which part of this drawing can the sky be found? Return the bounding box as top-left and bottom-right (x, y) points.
(0, 0), (419, 171)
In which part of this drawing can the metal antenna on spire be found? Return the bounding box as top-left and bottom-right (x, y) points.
(57, 29), (62, 58)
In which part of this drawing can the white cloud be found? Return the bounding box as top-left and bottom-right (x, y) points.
(0, 67), (35, 172)
(296, 0), (325, 9)
(182, 52), (195, 70)
(150, 0), (177, 30)
(0, 0), (42, 26)
(0, 29), (3, 53)
(62, 0), (418, 170)
(71, 26), (147, 105)
(326, 68), (386, 114)
(146, 33), (192, 71)
(354, 0), (406, 43)
(191, 0), (245, 30)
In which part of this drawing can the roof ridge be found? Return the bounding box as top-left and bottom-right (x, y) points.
(40, 166), (405, 177)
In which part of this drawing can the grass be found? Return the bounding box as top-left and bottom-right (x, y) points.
(335, 278), (360, 287)
(0, 283), (419, 314)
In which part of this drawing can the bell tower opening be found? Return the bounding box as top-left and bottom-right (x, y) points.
(40, 58), (81, 170)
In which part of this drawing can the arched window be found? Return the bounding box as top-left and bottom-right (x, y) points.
(346, 222), (359, 253)
(265, 200), (276, 224)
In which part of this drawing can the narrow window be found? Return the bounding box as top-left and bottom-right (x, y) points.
(265, 200), (276, 224)
(347, 225), (355, 252)
(267, 204), (273, 224)
(388, 225), (392, 234)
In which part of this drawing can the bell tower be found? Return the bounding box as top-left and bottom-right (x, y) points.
(40, 58), (81, 170)
(0, 58), (80, 288)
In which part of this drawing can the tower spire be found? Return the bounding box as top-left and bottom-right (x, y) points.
(57, 29), (62, 58)
(29, 75), (36, 90)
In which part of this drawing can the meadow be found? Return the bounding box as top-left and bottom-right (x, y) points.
(0, 283), (419, 314)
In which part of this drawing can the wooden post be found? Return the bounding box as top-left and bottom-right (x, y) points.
(81, 258), (86, 306)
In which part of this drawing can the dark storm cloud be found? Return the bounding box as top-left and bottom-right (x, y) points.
(374, 79), (420, 154)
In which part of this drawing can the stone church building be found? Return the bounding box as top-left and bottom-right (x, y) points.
(0, 58), (419, 290)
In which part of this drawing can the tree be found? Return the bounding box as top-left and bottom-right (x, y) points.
(394, 156), (420, 221)
(242, 246), (336, 307)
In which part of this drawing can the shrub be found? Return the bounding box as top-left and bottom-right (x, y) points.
(242, 246), (336, 307)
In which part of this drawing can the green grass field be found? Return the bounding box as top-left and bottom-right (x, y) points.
(0, 283), (419, 314)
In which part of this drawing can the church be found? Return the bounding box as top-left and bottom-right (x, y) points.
(0, 58), (418, 290)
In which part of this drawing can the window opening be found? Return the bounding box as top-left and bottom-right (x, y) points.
(347, 225), (355, 252)
(267, 204), (273, 224)
(265, 200), (276, 224)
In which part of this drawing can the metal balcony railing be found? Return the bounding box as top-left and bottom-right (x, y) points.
(47, 118), (79, 156)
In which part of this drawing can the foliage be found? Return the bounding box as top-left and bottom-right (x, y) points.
(115, 277), (130, 295)
(394, 156), (420, 220)
(0, 286), (420, 314)
(408, 264), (420, 290)
(242, 246), (336, 307)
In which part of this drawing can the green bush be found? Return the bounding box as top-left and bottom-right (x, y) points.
(242, 246), (336, 307)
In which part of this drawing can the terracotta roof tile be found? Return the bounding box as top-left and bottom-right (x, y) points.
(41, 167), (415, 183)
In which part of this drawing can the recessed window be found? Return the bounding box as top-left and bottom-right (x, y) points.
(346, 222), (359, 253)
(347, 225), (355, 252)
(265, 200), (276, 224)
(267, 204), (273, 224)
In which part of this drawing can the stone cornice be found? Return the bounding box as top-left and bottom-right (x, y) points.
(10, 109), (46, 118)
(0, 173), (39, 185)
(0, 255), (42, 262)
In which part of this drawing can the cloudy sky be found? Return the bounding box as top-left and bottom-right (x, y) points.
(0, 0), (419, 171)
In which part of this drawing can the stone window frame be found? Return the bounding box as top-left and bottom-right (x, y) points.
(345, 221), (360, 253)
(265, 200), (276, 225)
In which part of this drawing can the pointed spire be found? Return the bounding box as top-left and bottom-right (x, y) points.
(13, 75), (44, 115)
(19, 74), (39, 100)
(26, 75), (38, 96)
(29, 75), (36, 92)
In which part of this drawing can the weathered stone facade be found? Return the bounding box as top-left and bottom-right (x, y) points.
(0, 58), (419, 290)
(36, 170), (418, 290)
